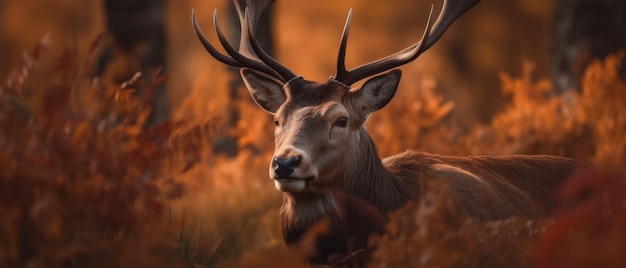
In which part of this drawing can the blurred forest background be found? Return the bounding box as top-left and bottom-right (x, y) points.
(3, 0), (623, 124)
(1, 0), (625, 267)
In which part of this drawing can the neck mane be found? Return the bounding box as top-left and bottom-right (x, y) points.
(342, 128), (412, 213)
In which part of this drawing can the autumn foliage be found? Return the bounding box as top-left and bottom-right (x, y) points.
(1, 35), (625, 267)
(536, 170), (626, 268)
(0, 37), (211, 267)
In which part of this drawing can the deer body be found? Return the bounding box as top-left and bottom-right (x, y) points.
(275, 102), (575, 263)
(281, 144), (575, 228)
(193, 0), (578, 265)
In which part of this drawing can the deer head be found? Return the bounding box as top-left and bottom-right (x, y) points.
(192, 0), (481, 194)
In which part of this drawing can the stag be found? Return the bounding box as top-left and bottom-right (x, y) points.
(192, 0), (577, 265)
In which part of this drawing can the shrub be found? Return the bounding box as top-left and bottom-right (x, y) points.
(3, 34), (625, 267)
(0, 36), (211, 267)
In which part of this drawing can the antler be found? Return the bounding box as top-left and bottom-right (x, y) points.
(334, 0), (481, 86)
(191, 0), (296, 82)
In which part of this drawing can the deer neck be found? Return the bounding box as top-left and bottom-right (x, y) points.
(341, 128), (410, 213)
(279, 128), (411, 244)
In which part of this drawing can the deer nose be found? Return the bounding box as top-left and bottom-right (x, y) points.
(273, 156), (300, 178)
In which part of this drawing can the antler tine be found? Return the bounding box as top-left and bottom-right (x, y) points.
(417, 0), (481, 53)
(335, 9), (353, 82)
(334, 0), (481, 85)
(192, 8), (281, 78)
(245, 8), (297, 81)
(334, 7), (434, 85)
(192, 9), (242, 67)
(212, 9), (281, 78)
(192, 0), (293, 82)
(233, 0), (269, 58)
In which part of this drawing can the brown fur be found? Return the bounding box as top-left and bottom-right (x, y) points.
(249, 78), (580, 265)
(194, 0), (573, 263)
(384, 151), (577, 219)
(280, 127), (578, 266)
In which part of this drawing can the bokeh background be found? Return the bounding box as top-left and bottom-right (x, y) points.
(1, 0), (625, 267)
(0, 0), (561, 122)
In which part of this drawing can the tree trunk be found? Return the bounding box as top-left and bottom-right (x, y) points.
(96, 0), (168, 125)
(552, 0), (626, 92)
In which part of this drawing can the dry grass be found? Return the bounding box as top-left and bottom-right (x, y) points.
(369, 180), (549, 268)
(1, 34), (625, 267)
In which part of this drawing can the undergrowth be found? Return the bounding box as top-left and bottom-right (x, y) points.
(369, 180), (549, 268)
(1, 35), (625, 267)
(0, 36), (212, 267)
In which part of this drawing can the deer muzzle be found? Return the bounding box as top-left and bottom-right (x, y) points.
(270, 147), (316, 193)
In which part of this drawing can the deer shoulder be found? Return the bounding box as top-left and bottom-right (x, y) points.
(385, 151), (578, 219)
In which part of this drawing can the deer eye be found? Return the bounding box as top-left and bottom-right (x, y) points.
(273, 118), (280, 127)
(333, 117), (349, 128)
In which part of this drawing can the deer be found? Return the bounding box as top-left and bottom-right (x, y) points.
(192, 0), (579, 265)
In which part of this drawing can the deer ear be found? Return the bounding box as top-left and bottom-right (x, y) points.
(240, 68), (286, 114)
(357, 69), (402, 113)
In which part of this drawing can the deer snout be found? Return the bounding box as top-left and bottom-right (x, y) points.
(273, 156), (301, 178)
(270, 147), (317, 192)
